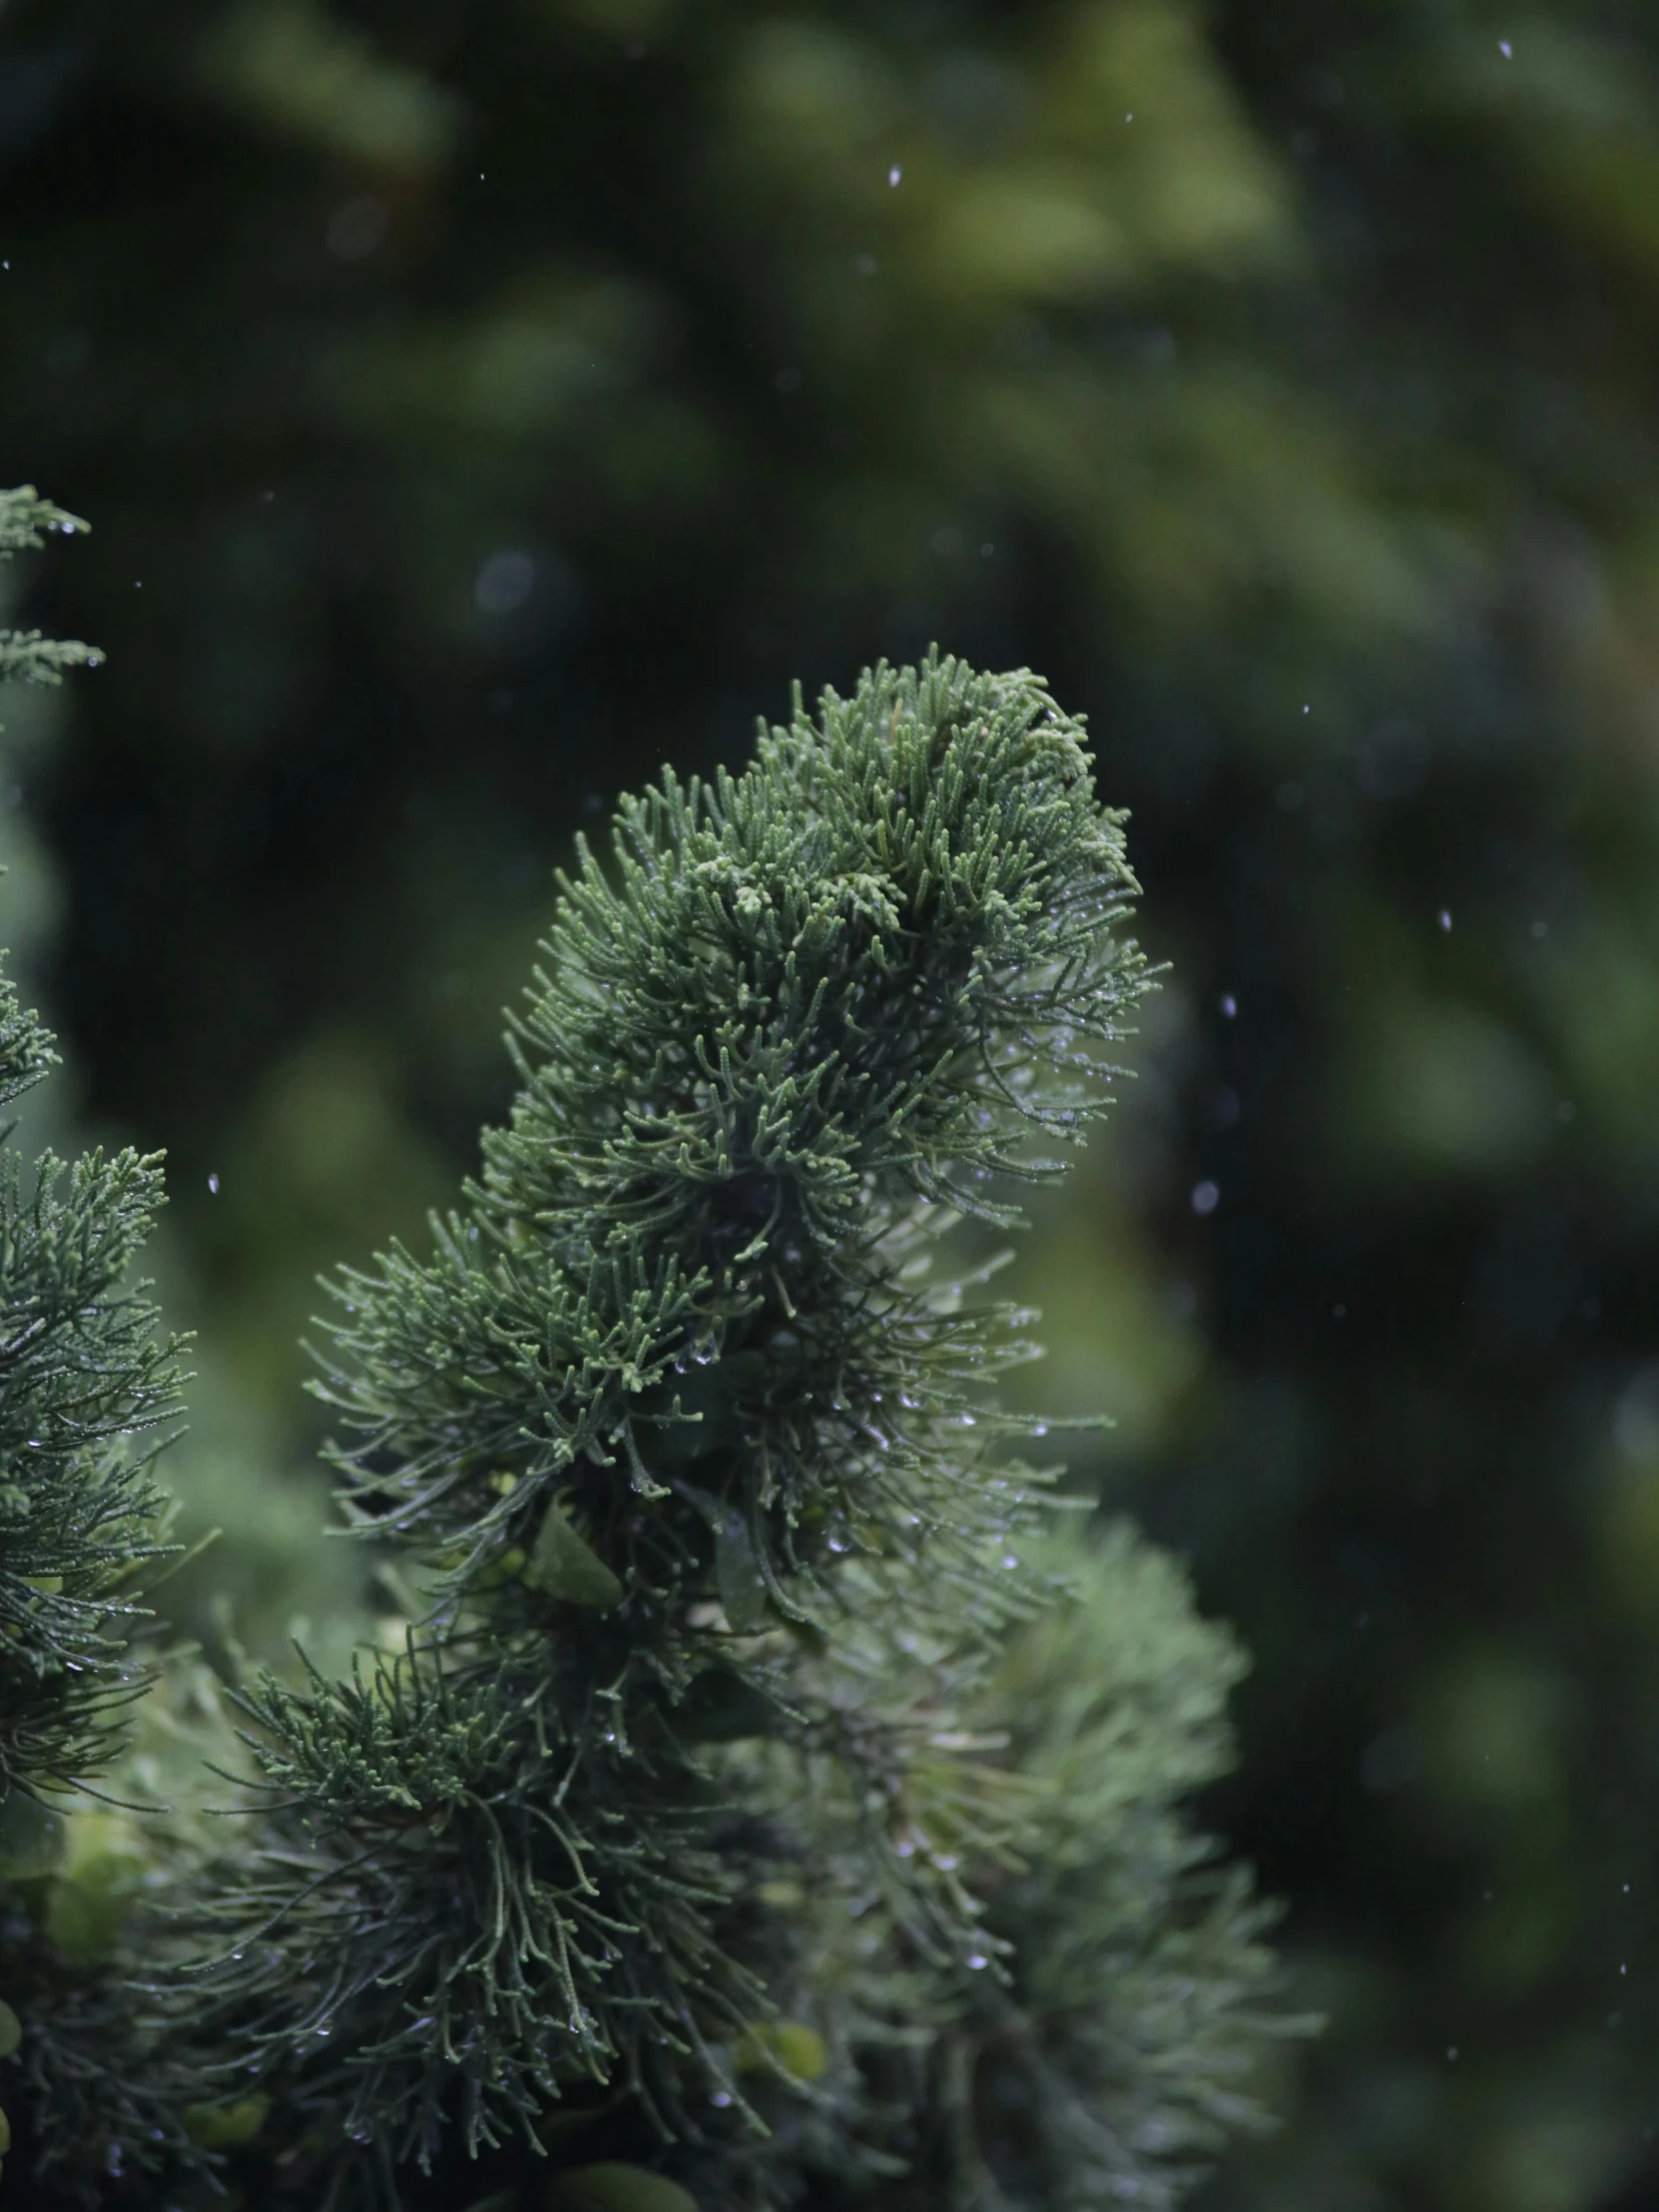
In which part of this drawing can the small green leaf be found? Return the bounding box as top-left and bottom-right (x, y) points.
(714, 1513), (767, 1633)
(183, 2094), (271, 2148)
(526, 1502), (625, 1611)
(0, 2000), (19, 2058)
(0, 2103), (10, 2155)
(46, 1813), (150, 1962)
(46, 1856), (142, 1963)
(558, 2165), (700, 2212)
(735, 2020), (829, 2081)
(0, 1791), (65, 1880)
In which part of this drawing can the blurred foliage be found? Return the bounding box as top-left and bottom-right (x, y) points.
(3, 0), (1659, 2205)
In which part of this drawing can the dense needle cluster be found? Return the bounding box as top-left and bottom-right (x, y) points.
(0, 501), (1290, 2212)
(185, 653), (1287, 2210)
(0, 488), (102, 695)
(0, 496), (198, 2204)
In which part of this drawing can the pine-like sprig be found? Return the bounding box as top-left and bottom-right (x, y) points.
(0, 1121), (182, 1793)
(181, 654), (1287, 2212)
(0, 490), (202, 2206)
(0, 487), (102, 695)
(914, 1523), (1293, 2212)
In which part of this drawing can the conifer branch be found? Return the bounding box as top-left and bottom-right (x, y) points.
(179, 654), (1288, 2212)
(0, 488), (103, 693)
(0, 487), (200, 2207)
(0, 612), (1295, 2208)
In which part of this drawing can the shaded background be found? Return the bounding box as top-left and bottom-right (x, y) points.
(3, 1), (1659, 2205)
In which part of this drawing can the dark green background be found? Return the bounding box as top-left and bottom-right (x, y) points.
(5, 2), (1659, 2204)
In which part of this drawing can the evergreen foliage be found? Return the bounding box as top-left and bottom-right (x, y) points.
(0, 501), (197, 2203)
(936, 1524), (1283, 2212)
(10, 5), (1659, 2200)
(0, 529), (1286, 2206)
(0, 491), (101, 698)
(178, 654), (1287, 2211)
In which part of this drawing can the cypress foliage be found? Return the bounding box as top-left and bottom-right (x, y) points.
(180, 654), (1291, 2211)
(0, 575), (1293, 2203)
(0, 489), (102, 694)
(0, 493), (199, 2202)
